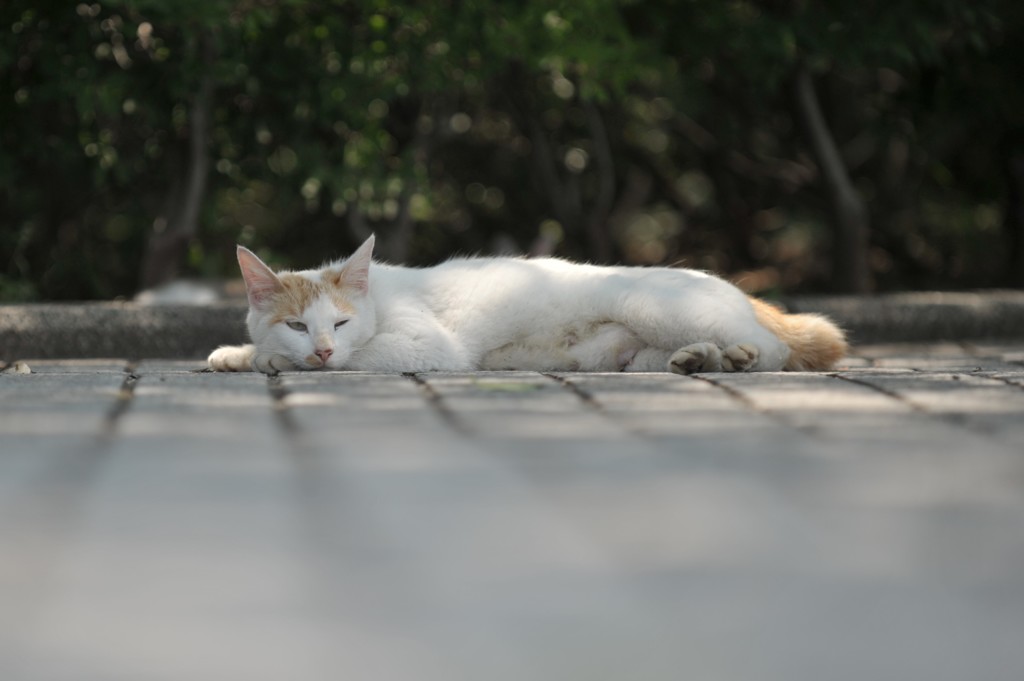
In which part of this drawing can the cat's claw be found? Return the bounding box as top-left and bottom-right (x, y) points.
(252, 353), (296, 375)
(668, 342), (722, 374)
(722, 343), (759, 372)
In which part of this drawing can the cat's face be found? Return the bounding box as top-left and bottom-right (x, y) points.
(237, 236), (377, 370)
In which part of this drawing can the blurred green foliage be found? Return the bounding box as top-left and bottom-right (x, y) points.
(1, 0), (1022, 300)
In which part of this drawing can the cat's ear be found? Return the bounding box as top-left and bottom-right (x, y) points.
(335, 234), (374, 294)
(236, 245), (282, 309)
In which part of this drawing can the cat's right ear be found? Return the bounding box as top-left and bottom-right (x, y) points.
(236, 245), (282, 309)
(330, 234), (375, 293)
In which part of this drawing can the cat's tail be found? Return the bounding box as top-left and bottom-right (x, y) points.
(748, 298), (848, 371)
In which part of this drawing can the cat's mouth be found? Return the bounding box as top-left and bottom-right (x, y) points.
(301, 354), (345, 371)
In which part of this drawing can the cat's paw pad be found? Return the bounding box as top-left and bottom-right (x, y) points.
(668, 342), (722, 375)
(208, 345), (254, 372)
(722, 343), (759, 372)
(252, 353), (296, 375)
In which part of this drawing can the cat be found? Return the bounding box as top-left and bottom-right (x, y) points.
(207, 235), (847, 375)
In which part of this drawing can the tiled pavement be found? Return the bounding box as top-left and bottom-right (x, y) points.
(2, 343), (1024, 681)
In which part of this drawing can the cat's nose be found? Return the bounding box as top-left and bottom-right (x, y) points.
(315, 348), (333, 363)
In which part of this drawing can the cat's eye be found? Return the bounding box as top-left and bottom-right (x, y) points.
(334, 320), (349, 329)
(286, 321), (307, 332)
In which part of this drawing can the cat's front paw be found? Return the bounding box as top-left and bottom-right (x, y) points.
(668, 342), (722, 374)
(208, 344), (255, 372)
(252, 352), (296, 375)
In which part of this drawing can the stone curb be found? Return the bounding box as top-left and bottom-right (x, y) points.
(0, 302), (247, 360)
(2, 291), (1023, 360)
(784, 290), (1024, 344)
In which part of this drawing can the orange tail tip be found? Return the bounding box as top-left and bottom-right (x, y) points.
(749, 297), (848, 371)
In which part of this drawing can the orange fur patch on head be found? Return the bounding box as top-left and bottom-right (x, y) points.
(268, 273), (356, 323)
(749, 297), (848, 371)
(319, 268), (362, 310)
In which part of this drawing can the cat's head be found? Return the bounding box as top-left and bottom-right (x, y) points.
(236, 235), (377, 370)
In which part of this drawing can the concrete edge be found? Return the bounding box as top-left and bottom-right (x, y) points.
(782, 290), (1024, 344)
(2, 291), (1024, 360)
(0, 302), (248, 360)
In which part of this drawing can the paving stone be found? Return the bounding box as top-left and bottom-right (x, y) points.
(705, 371), (1024, 465)
(551, 372), (795, 454)
(2, 350), (1024, 681)
(838, 370), (1024, 445)
(711, 371), (908, 411)
(136, 359), (208, 373)
(6, 359), (131, 374)
(982, 371), (1024, 387)
(281, 371), (454, 442)
(0, 371), (126, 444)
(3, 367), (299, 681)
(420, 372), (630, 441)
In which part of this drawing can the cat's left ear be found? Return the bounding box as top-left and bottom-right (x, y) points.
(334, 234), (374, 294)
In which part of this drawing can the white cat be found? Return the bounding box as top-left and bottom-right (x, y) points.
(208, 235), (847, 374)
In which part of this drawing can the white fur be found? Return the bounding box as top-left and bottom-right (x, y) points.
(208, 235), (791, 374)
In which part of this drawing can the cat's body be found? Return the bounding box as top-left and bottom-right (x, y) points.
(208, 236), (847, 374)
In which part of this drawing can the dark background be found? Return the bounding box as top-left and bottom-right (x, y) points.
(3, 0), (1023, 301)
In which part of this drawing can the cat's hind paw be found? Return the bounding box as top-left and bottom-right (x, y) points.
(208, 344), (256, 372)
(668, 342), (722, 374)
(722, 343), (759, 372)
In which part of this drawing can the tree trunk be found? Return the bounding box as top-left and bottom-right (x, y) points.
(792, 63), (872, 293)
(140, 34), (214, 290)
(583, 100), (615, 262)
(382, 189), (415, 263)
(1003, 148), (1024, 287)
(528, 114), (576, 231)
